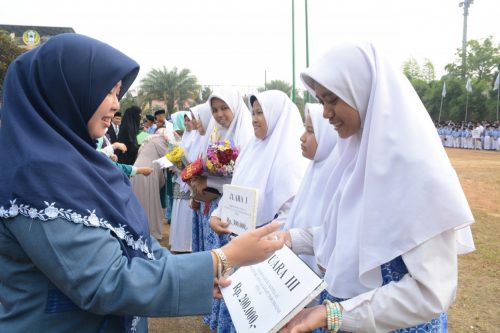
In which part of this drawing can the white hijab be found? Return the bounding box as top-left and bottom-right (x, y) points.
(231, 90), (308, 225)
(285, 103), (338, 230)
(185, 102), (212, 162)
(301, 42), (475, 298)
(202, 88), (253, 157)
(181, 111), (196, 156)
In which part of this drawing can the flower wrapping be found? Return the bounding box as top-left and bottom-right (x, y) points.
(181, 157), (204, 182)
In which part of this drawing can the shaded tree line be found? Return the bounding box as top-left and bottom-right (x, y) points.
(1, 31), (498, 122)
(403, 36), (499, 122)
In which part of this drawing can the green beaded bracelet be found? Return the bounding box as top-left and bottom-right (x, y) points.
(323, 300), (343, 332)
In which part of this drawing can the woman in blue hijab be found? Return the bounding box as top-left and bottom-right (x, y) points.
(0, 33), (284, 333)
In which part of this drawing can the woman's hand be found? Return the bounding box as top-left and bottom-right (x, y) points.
(222, 222), (285, 267)
(112, 142), (127, 152)
(210, 216), (231, 235)
(278, 305), (327, 333)
(137, 166), (153, 176)
(110, 154), (118, 162)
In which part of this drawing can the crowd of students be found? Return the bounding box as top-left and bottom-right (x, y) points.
(0, 33), (475, 333)
(436, 121), (500, 151)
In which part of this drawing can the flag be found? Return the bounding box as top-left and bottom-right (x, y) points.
(494, 73), (500, 91)
(442, 82), (446, 98)
(466, 78), (472, 93)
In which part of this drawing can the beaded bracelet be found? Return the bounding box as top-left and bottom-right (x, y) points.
(323, 300), (343, 332)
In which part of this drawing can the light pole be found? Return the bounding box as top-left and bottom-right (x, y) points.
(304, 0), (310, 103)
(292, 0), (296, 102)
(459, 0), (474, 79)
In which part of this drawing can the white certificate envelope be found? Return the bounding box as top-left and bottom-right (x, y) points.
(219, 184), (258, 235)
(221, 246), (327, 333)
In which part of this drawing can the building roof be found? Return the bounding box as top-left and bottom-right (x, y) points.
(0, 24), (75, 36)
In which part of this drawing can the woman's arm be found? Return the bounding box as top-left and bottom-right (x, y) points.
(7, 215), (285, 317)
(8, 215), (214, 317)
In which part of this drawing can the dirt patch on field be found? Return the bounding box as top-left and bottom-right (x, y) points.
(445, 149), (500, 332)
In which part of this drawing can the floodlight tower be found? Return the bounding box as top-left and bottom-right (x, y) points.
(459, 0), (474, 79)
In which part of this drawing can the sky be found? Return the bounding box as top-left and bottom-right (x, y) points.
(2, 0), (499, 94)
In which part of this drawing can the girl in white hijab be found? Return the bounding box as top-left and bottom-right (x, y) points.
(202, 88), (253, 159)
(281, 42), (475, 333)
(211, 90), (308, 228)
(284, 103), (338, 271)
(169, 112), (195, 252)
(187, 102), (212, 162)
(191, 88), (253, 197)
(187, 102), (215, 253)
(189, 90), (253, 331)
(209, 90), (308, 333)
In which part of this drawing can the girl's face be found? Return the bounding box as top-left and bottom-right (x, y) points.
(87, 81), (121, 140)
(251, 100), (268, 139)
(315, 83), (361, 139)
(300, 114), (318, 160)
(184, 115), (192, 131)
(211, 97), (234, 129)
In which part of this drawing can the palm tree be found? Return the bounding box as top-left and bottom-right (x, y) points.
(139, 66), (200, 115)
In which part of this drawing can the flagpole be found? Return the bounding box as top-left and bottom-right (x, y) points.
(438, 95), (444, 123)
(464, 90), (469, 122)
(291, 0), (296, 103)
(439, 82), (446, 123)
(494, 73), (499, 121)
(496, 87), (499, 121)
(304, 0), (310, 103)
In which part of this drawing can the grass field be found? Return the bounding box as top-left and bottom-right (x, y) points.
(149, 148), (500, 333)
(445, 149), (500, 333)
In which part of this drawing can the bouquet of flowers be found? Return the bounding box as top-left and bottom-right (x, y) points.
(205, 139), (239, 177)
(166, 144), (189, 172)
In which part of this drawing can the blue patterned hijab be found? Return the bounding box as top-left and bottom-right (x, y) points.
(0, 33), (153, 260)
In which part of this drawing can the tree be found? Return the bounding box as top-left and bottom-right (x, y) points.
(258, 79), (292, 96)
(421, 59), (436, 82)
(119, 92), (139, 114)
(195, 86), (213, 104)
(139, 66), (200, 115)
(0, 30), (24, 94)
(445, 36), (500, 81)
(440, 37), (500, 121)
(402, 57), (421, 81)
(256, 79), (305, 118)
(402, 57), (435, 83)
